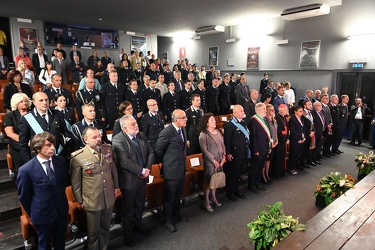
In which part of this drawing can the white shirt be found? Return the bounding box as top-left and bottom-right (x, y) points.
(36, 155), (54, 175)
(38, 54), (46, 68)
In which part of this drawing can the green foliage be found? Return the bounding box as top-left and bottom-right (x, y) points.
(247, 201), (306, 250)
(355, 151), (375, 177)
(314, 172), (356, 205)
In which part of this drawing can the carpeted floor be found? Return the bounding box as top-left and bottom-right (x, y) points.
(67, 142), (369, 250)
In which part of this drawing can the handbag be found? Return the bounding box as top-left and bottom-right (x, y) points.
(209, 168), (226, 189)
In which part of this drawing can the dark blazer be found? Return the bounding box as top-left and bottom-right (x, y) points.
(75, 88), (102, 121)
(44, 87), (74, 108)
(58, 107), (76, 126)
(125, 90), (143, 115)
(192, 88), (207, 112)
(0, 55), (9, 72)
(223, 118), (249, 160)
(101, 82), (126, 120)
(72, 119), (108, 150)
(322, 103), (333, 125)
(172, 78), (184, 93)
(69, 50), (82, 62)
(218, 83), (231, 113)
(205, 71), (215, 87)
(273, 95), (285, 112)
(289, 115), (306, 142)
(236, 83), (250, 107)
(311, 110), (324, 140)
(3, 83), (33, 111)
(154, 124), (187, 180)
(31, 53), (49, 75)
(118, 67), (135, 85)
(68, 60), (86, 83)
(17, 156), (68, 225)
(206, 86), (220, 115)
(329, 103), (339, 131)
(244, 100), (256, 123)
(179, 89), (192, 111)
(140, 111), (165, 148)
(112, 131), (155, 189)
(19, 109), (71, 164)
(142, 87), (162, 113)
(185, 107), (203, 150)
(249, 116), (270, 156)
(163, 92), (179, 121)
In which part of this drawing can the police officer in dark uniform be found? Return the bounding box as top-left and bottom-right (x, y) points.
(76, 77), (102, 121)
(133, 63), (143, 85)
(191, 64), (200, 83)
(162, 64), (173, 85)
(101, 71), (126, 130)
(142, 79), (162, 113)
(180, 62), (189, 81)
(229, 74), (238, 105)
(333, 94), (349, 154)
(206, 77), (220, 116)
(179, 80), (193, 111)
(185, 94), (204, 155)
(139, 99), (165, 149)
(125, 79), (143, 120)
(146, 62), (159, 80)
(219, 74), (231, 115)
(328, 94), (340, 156)
(163, 81), (179, 122)
(44, 74), (74, 108)
(259, 72), (269, 100)
(193, 79), (207, 113)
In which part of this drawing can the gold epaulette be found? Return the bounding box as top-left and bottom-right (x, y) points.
(71, 149), (83, 157)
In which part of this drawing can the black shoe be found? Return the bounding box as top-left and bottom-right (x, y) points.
(255, 185), (266, 191)
(368, 146), (375, 149)
(165, 222), (177, 232)
(307, 162), (316, 167)
(320, 155), (327, 159)
(322, 154), (330, 158)
(247, 186), (260, 193)
(297, 166), (305, 170)
(124, 235), (135, 247)
(134, 225), (152, 236)
(329, 152), (336, 156)
(177, 216), (189, 222)
(235, 192), (246, 199)
(357, 144), (361, 147)
(313, 160), (321, 165)
(348, 142), (355, 145)
(261, 178), (270, 185)
(226, 194), (238, 201)
(338, 150), (344, 153)
(267, 178), (273, 183)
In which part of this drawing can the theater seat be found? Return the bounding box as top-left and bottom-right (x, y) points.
(146, 164), (165, 211)
(7, 145), (15, 176)
(186, 153), (204, 192)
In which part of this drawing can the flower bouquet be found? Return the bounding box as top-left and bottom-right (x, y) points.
(355, 151), (375, 180)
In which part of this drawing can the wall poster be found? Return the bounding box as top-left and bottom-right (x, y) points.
(247, 47), (259, 69)
(131, 35), (147, 56)
(299, 40), (321, 68)
(179, 47), (186, 59)
(208, 46), (218, 66)
(18, 27), (38, 52)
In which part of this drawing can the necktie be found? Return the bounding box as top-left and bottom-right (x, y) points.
(243, 85), (248, 97)
(44, 160), (54, 184)
(132, 137), (145, 167)
(178, 129), (184, 144)
(179, 80), (182, 90)
(89, 124), (94, 127)
(41, 114), (48, 126)
(318, 111), (325, 128)
(56, 88), (60, 94)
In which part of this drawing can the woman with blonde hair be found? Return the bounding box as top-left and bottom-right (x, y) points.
(4, 93), (31, 177)
(262, 104), (278, 184)
(17, 59), (36, 93)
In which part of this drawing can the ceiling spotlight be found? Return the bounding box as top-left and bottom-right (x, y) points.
(99, 18), (103, 21)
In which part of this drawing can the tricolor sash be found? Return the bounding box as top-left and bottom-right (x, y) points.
(252, 114), (271, 147)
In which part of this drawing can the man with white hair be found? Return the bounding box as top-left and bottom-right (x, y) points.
(101, 63), (115, 84)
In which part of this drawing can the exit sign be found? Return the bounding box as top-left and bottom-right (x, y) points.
(352, 63), (364, 68)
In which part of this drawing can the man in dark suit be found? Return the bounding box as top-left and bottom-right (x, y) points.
(185, 94), (204, 155)
(179, 80), (193, 111)
(133, 63), (143, 85)
(328, 94), (340, 156)
(101, 63), (115, 85)
(101, 71), (126, 129)
(52, 52), (68, 84)
(299, 100), (316, 168)
(206, 78), (220, 116)
(146, 62), (159, 80)
(163, 82), (179, 122)
(101, 51), (113, 68)
(140, 99), (165, 149)
(69, 45), (82, 62)
(70, 127), (118, 250)
(298, 90), (314, 107)
(205, 66), (215, 88)
(52, 42), (66, 59)
(333, 95), (349, 154)
(259, 72), (269, 101)
(244, 89), (259, 124)
(154, 109), (188, 233)
(72, 104), (109, 150)
(142, 79), (162, 113)
(0, 47), (10, 79)
(224, 105), (249, 201)
(321, 94), (334, 157)
(248, 103), (270, 192)
(138, 75), (150, 93)
(112, 115), (154, 246)
(44, 74), (74, 108)
(31, 46), (49, 76)
(219, 74), (231, 115)
(17, 132), (68, 250)
(311, 101), (325, 164)
(68, 55), (85, 84)
(76, 77), (103, 121)
(125, 79), (143, 119)
(172, 71), (184, 93)
(193, 80), (207, 113)
(350, 97), (368, 146)
(236, 75), (250, 107)
(19, 92), (71, 164)
(272, 86), (286, 113)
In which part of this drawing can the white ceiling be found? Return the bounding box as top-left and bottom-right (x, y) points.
(1, 0), (342, 36)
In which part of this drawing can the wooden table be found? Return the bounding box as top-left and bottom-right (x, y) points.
(274, 170), (375, 250)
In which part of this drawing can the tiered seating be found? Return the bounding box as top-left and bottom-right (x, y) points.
(186, 153), (204, 191)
